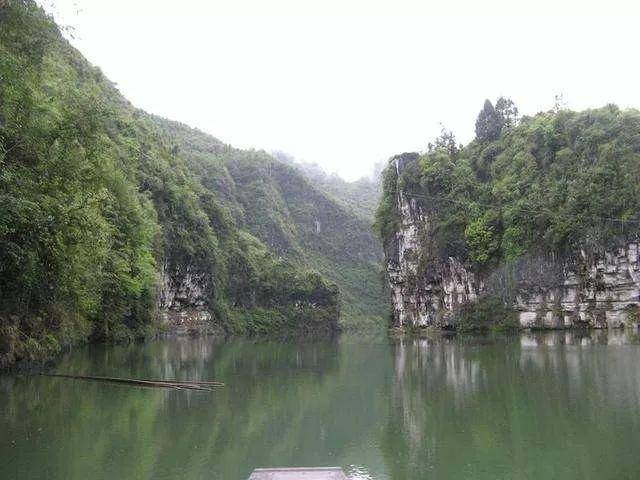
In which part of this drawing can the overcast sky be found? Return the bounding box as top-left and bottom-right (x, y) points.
(41, 0), (640, 180)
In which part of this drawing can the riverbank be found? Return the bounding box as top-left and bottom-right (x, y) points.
(389, 322), (640, 338)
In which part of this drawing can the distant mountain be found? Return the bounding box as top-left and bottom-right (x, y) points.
(272, 151), (382, 222)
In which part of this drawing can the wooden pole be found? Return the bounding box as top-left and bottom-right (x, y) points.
(40, 373), (222, 391)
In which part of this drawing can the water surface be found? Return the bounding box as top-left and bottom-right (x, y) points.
(2, 330), (640, 479)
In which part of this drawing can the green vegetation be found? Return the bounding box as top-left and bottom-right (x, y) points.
(0, 1), (383, 366)
(376, 98), (640, 329)
(378, 99), (640, 268)
(0, 1), (159, 363)
(274, 152), (382, 221)
(455, 296), (519, 332)
(151, 119), (387, 328)
(624, 304), (640, 328)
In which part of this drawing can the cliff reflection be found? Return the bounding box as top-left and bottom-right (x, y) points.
(2, 333), (640, 480)
(385, 331), (640, 480)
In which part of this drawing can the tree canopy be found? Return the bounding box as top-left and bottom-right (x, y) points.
(377, 100), (640, 273)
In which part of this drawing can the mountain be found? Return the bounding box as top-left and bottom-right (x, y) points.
(0, 1), (383, 366)
(272, 151), (382, 222)
(148, 117), (387, 327)
(376, 101), (640, 331)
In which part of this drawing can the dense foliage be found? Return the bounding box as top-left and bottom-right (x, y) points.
(152, 119), (387, 328)
(0, 1), (371, 365)
(0, 1), (159, 362)
(377, 100), (640, 271)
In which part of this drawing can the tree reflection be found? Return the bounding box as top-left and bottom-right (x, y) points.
(383, 331), (640, 480)
(2, 332), (640, 480)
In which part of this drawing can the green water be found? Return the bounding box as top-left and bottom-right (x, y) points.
(2, 331), (640, 479)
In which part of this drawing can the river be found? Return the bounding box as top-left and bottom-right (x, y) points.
(2, 330), (640, 479)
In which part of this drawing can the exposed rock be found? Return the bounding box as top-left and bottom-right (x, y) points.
(385, 155), (640, 330)
(511, 243), (640, 329)
(158, 264), (213, 335)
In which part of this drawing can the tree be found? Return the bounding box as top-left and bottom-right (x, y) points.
(495, 97), (518, 128)
(428, 125), (460, 156)
(475, 99), (504, 142)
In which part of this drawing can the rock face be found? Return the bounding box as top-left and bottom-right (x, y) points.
(158, 264), (213, 335)
(385, 155), (640, 329)
(513, 245), (640, 329)
(386, 155), (479, 327)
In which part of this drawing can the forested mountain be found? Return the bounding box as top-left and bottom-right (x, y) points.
(149, 117), (387, 326)
(376, 100), (640, 330)
(272, 152), (382, 221)
(0, 1), (383, 366)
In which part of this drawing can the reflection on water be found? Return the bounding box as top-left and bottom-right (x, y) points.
(1, 331), (640, 479)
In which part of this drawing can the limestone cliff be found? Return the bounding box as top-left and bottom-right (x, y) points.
(381, 153), (640, 330)
(159, 264), (213, 334)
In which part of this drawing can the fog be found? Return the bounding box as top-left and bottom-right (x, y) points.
(42, 0), (640, 180)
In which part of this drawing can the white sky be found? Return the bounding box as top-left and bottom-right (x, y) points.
(41, 0), (640, 180)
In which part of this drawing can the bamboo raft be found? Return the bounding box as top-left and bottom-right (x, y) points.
(41, 373), (224, 391)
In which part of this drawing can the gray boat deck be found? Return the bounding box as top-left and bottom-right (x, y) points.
(248, 467), (347, 479)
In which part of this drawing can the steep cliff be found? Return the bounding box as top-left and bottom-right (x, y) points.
(377, 105), (640, 330)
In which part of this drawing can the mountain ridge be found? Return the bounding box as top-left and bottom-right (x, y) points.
(0, 0), (384, 366)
